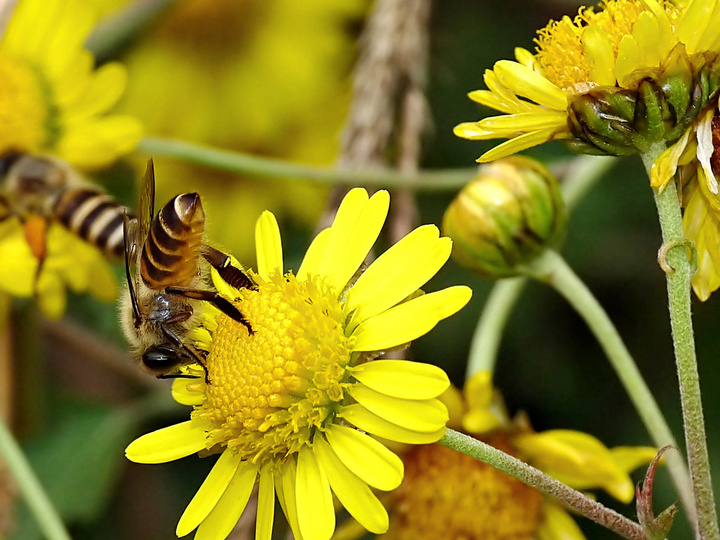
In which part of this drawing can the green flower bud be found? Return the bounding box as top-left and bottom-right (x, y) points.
(567, 45), (720, 156)
(442, 156), (566, 278)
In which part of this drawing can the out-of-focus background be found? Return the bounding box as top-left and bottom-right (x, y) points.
(5, 0), (714, 538)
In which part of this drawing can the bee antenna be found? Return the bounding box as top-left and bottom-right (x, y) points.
(123, 211), (142, 327)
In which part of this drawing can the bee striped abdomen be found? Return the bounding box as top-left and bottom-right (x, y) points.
(54, 188), (129, 259)
(141, 193), (205, 289)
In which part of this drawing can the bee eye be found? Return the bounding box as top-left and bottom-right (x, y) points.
(142, 345), (181, 371)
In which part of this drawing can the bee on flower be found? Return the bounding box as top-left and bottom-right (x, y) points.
(0, 0), (143, 317)
(125, 188), (472, 540)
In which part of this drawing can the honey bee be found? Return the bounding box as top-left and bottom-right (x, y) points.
(121, 160), (253, 381)
(0, 151), (131, 288)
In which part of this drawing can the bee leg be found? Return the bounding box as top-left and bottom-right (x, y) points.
(160, 325), (211, 384)
(22, 216), (48, 301)
(166, 286), (254, 335)
(202, 245), (256, 290)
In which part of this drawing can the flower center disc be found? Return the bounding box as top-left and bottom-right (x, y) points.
(387, 438), (543, 539)
(194, 273), (352, 462)
(0, 55), (49, 154)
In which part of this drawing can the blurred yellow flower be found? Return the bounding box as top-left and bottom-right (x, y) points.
(455, 0), (720, 163)
(115, 0), (367, 262)
(338, 372), (656, 540)
(0, 0), (142, 169)
(0, 217), (116, 319)
(126, 188), (471, 540)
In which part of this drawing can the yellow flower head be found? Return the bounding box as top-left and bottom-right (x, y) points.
(455, 0), (720, 162)
(0, 0), (142, 169)
(126, 188), (472, 540)
(347, 372), (657, 540)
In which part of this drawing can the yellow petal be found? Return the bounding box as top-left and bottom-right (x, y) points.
(515, 429), (635, 502)
(296, 445), (334, 540)
(347, 384), (448, 433)
(58, 116), (143, 169)
(537, 500), (586, 540)
(125, 421), (206, 464)
(611, 446), (657, 473)
(63, 62), (127, 120)
(176, 450), (242, 537)
(349, 360), (449, 399)
(650, 129), (691, 190)
(316, 189), (389, 292)
(696, 109), (719, 193)
(276, 459), (303, 540)
(615, 35), (642, 88)
(195, 462), (260, 540)
(581, 26), (615, 86)
(314, 436), (389, 534)
(632, 11), (662, 68)
(677, 0), (716, 54)
(256, 464), (276, 540)
(477, 111), (569, 135)
(171, 378), (205, 406)
(297, 228), (330, 281)
(477, 129), (560, 163)
(350, 286), (472, 351)
(339, 404), (446, 444)
(344, 225), (452, 323)
(493, 60), (567, 110)
(255, 210), (283, 280)
(453, 122), (496, 140)
(325, 424), (403, 491)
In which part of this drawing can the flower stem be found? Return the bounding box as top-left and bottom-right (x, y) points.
(466, 155), (617, 378)
(641, 145), (720, 540)
(522, 248), (695, 525)
(439, 428), (646, 540)
(0, 418), (71, 540)
(466, 277), (526, 376)
(138, 137), (477, 190)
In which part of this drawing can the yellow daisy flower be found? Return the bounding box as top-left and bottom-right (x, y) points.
(0, 0), (141, 316)
(341, 372), (656, 540)
(0, 0), (142, 169)
(126, 188), (472, 540)
(455, 0), (720, 163)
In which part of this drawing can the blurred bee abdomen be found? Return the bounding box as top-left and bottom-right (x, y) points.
(54, 188), (129, 259)
(140, 193), (205, 289)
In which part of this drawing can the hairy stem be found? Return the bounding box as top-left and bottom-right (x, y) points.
(642, 144), (719, 540)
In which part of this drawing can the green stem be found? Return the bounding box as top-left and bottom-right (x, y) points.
(466, 278), (526, 376)
(642, 145), (719, 540)
(466, 155), (617, 378)
(138, 137), (478, 190)
(439, 428), (646, 540)
(0, 419), (71, 540)
(522, 248), (695, 527)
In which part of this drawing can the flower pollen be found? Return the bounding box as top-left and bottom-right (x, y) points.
(535, 0), (680, 92)
(194, 271), (353, 463)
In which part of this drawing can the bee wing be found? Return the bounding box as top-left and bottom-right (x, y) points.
(122, 212), (142, 326)
(138, 159), (156, 245)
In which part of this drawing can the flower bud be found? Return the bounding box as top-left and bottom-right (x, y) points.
(442, 156), (566, 277)
(567, 45), (720, 156)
